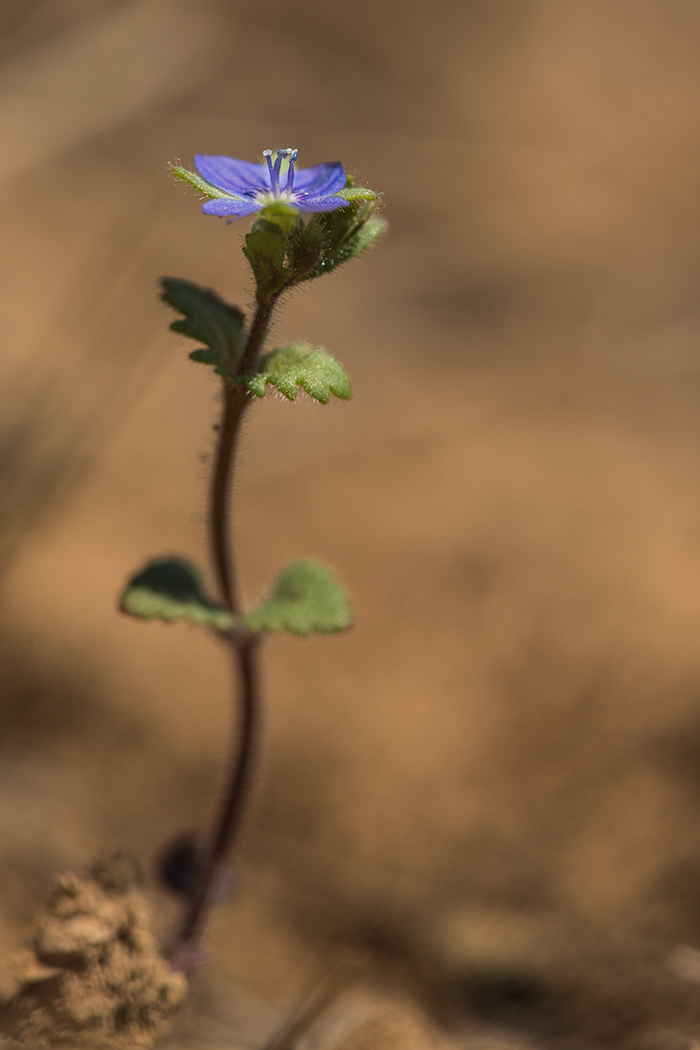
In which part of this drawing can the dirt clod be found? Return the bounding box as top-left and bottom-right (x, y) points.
(1, 854), (186, 1048)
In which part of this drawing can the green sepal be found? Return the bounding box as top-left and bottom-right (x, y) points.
(119, 557), (234, 630)
(243, 343), (351, 403)
(335, 187), (377, 202)
(301, 178), (386, 281)
(170, 165), (235, 200)
(308, 212), (386, 279)
(161, 278), (245, 378)
(341, 215), (387, 259)
(244, 560), (352, 636)
(258, 200), (302, 234)
(287, 219), (324, 281)
(244, 220), (289, 303)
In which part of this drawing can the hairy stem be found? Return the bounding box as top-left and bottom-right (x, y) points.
(239, 297), (275, 376)
(172, 295), (277, 966)
(211, 295), (277, 613)
(210, 384), (249, 613)
(175, 633), (261, 952)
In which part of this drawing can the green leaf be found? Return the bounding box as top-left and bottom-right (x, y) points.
(161, 278), (245, 378)
(244, 560), (352, 636)
(244, 343), (351, 403)
(189, 348), (221, 368)
(119, 557), (234, 630)
(244, 220), (289, 303)
(170, 164), (235, 200)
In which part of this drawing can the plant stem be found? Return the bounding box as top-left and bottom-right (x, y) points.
(239, 298), (275, 376)
(210, 384), (248, 613)
(211, 296), (277, 614)
(172, 296), (277, 966)
(174, 633), (261, 952)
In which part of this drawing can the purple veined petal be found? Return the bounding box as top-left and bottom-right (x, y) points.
(194, 154), (270, 194)
(295, 194), (350, 213)
(291, 161), (346, 196)
(202, 197), (262, 218)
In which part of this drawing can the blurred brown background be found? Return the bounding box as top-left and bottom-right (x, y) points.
(4, 0), (700, 1045)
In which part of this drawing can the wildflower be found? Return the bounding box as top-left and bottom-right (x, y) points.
(190, 148), (349, 220)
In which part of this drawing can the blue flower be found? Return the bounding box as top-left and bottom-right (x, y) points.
(193, 148), (349, 220)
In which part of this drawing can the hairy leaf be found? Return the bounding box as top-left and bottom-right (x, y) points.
(120, 557), (234, 630)
(244, 560), (352, 636)
(244, 343), (351, 403)
(161, 278), (245, 378)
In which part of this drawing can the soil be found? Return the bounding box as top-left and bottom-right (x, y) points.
(4, 1), (700, 1047)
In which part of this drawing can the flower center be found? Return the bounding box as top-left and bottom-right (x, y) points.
(262, 148), (299, 199)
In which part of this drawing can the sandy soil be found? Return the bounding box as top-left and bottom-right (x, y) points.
(4, 1), (700, 1046)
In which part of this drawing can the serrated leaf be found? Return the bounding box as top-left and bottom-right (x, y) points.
(119, 557), (234, 630)
(171, 165), (234, 200)
(161, 278), (246, 378)
(244, 560), (352, 636)
(244, 343), (351, 403)
(188, 348), (221, 367)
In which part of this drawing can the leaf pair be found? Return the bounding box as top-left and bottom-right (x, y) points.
(120, 558), (352, 637)
(161, 279), (351, 403)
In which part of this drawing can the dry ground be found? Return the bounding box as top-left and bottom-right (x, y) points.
(3, 1), (700, 1046)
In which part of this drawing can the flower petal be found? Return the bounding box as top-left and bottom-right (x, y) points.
(194, 154), (269, 195)
(292, 162), (346, 196)
(202, 198), (262, 218)
(295, 194), (350, 213)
